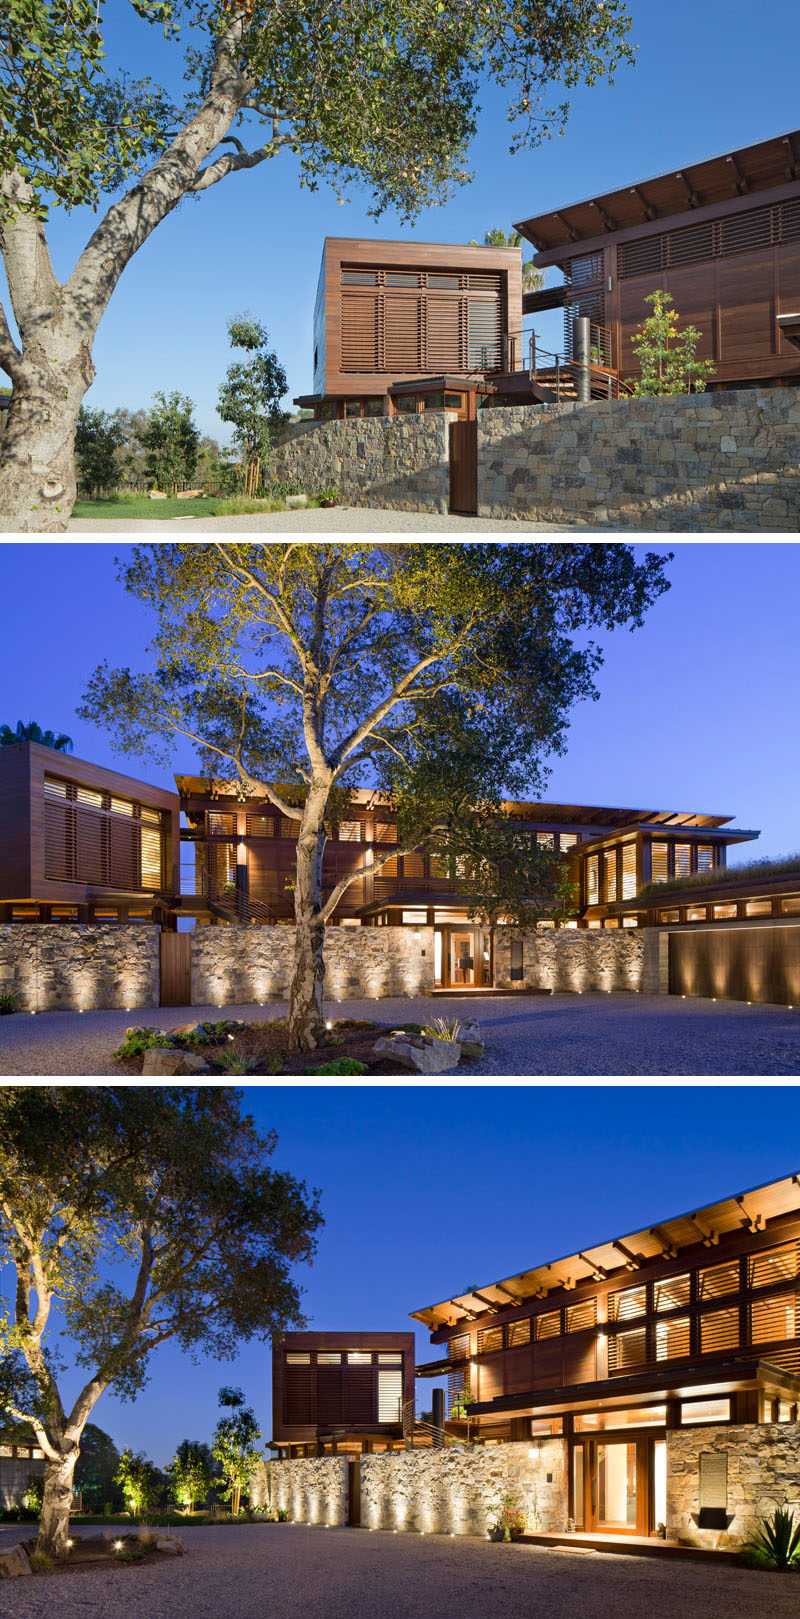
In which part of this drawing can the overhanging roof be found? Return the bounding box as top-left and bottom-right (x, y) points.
(410, 1171), (800, 1330)
(514, 128), (800, 253)
(467, 1357), (800, 1417)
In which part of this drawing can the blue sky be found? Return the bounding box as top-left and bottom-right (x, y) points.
(7, 1085), (796, 1466)
(1, 539), (797, 860)
(3, 0), (798, 438)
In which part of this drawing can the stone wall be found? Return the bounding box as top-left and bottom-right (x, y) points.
(271, 412), (450, 513)
(190, 924), (434, 1006)
(360, 1439), (567, 1536)
(0, 1451), (46, 1511)
(0, 923), (160, 1012)
(493, 925), (663, 995)
(478, 390), (800, 530)
(667, 1423), (800, 1548)
(254, 1457), (349, 1526)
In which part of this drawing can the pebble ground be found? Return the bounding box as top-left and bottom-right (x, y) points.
(67, 506), (575, 533)
(0, 1522), (796, 1619)
(0, 992), (798, 1077)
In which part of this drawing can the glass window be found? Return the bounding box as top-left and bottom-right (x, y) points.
(342, 270), (378, 285)
(374, 821), (397, 843)
(681, 1398), (731, 1425)
(697, 845), (714, 872)
(608, 1286), (647, 1322)
(778, 1401), (794, 1421)
(363, 398), (384, 416)
(140, 826), (161, 889)
(110, 796), (134, 817)
(588, 919), (602, 929)
(587, 855), (599, 904)
(675, 844), (692, 878)
(597, 1442), (637, 1525)
(604, 917), (619, 929)
(285, 1353), (310, 1364)
(344, 399), (362, 416)
(44, 776), (68, 797)
(622, 916), (638, 927)
(607, 1328), (647, 1372)
(421, 393), (445, 410)
(655, 1315), (691, 1360)
(698, 1259), (739, 1300)
(378, 1353), (402, 1363)
(392, 395), (418, 413)
(317, 1352), (342, 1364)
(401, 910), (426, 924)
(714, 903), (737, 919)
(338, 820), (361, 842)
(537, 831), (555, 849)
(651, 842), (669, 883)
(246, 814), (272, 838)
(575, 1405), (666, 1431)
(560, 832), (578, 851)
(749, 1243), (799, 1289)
(478, 1326), (504, 1354)
(508, 1318), (530, 1348)
(76, 786), (103, 808)
(509, 937), (524, 981)
(530, 1417), (562, 1435)
(699, 1307), (739, 1352)
(319, 402), (336, 419)
(444, 393), (465, 408)
(534, 1311), (561, 1340)
(385, 271), (419, 286)
(566, 1299), (597, 1332)
(605, 851), (618, 903)
(621, 843), (637, 900)
(746, 898), (772, 916)
(686, 905), (706, 922)
(782, 896), (800, 914)
(378, 1370), (403, 1422)
(347, 1351), (372, 1364)
(751, 1292), (798, 1343)
(207, 811), (236, 836)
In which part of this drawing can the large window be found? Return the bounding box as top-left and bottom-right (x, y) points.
(608, 1327), (647, 1372)
(749, 1243), (799, 1290)
(651, 842), (669, 884)
(605, 851), (618, 904)
(587, 855), (599, 904)
(621, 843), (637, 900)
(340, 269), (503, 374)
(608, 1286), (646, 1322)
(655, 1315), (691, 1360)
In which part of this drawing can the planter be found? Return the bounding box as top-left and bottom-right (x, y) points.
(320, 499), (338, 508)
(487, 1528), (504, 1542)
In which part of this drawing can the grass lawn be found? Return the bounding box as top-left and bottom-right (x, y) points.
(72, 495), (301, 520)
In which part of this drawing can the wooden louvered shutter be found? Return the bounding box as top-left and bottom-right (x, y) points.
(402, 852), (425, 884)
(44, 798), (75, 880)
(284, 1365), (313, 1425)
(341, 291), (380, 372)
(699, 1308), (739, 1353)
(426, 294), (463, 370)
(384, 294), (421, 370)
(316, 1366), (343, 1424)
(345, 1368), (375, 1425)
(608, 1327), (647, 1374)
(110, 818), (139, 888)
(76, 808), (105, 884)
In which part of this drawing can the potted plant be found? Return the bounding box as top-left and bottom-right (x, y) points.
(491, 1494), (526, 1542)
(318, 486), (339, 508)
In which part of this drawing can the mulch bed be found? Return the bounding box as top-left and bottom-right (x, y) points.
(20, 1532), (182, 1575)
(117, 1018), (478, 1076)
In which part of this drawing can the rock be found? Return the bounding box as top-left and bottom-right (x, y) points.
(176, 489), (205, 499)
(373, 1035), (460, 1074)
(126, 1025), (166, 1041)
(156, 1537), (185, 1555)
(148, 490), (168, 500)
(457, 1020), (484, 1061)
(285, 493), (308, 508)
(0, 1544), (32, 1577)
(171, 1022), (200, 1036)
(141, 1048), (210, 1076)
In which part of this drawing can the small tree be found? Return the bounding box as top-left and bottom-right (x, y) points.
(631, 290), (716, 395)
(115, 1449), (161, 1519)
(169, 1440), (215, 1514)
(211, 1387), (262, 1516)
(469, 227), (544, 294)
(140, 391), (200, 494)
(74, 408), (125, 497)
(217, 317), (288, 497)
(73, 1423), (120, 1513)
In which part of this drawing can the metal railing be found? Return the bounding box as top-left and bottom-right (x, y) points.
(491, 329), (634, 401)
(401, 1398), (464, 1448)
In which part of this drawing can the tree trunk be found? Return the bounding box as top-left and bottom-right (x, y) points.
(0, 354), (91, 532)
(37, 1447), (79, 1558)
(287, 805), (328, 1053)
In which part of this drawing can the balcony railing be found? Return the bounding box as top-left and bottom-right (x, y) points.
(490, 328), (634, 401)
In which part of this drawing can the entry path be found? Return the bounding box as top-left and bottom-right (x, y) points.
(0, 1522), (795, 1619)
(0, 993), (798, 1076)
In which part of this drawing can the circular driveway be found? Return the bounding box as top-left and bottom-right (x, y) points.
(0, 1522), (795, 1619)
(0, 993), (797, 1077)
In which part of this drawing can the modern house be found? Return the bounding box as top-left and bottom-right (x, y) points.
(271, 1333), (415, 1457)
(0, 1428), (45, 1511)
(515, 127), (800, 391)
(0, 742), (180, 925)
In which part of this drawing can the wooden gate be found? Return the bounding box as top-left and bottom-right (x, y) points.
(347, 1457), (361, 1526)
(449, 419), (477, 515)
(160, 932), (192, 1007)
(669, 924), (800, 1006)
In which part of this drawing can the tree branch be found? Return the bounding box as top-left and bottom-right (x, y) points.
(190, 135), (290, 194)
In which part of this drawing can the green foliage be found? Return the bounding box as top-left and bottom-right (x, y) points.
(112, 1028), (175, 1060)
(0, 991), (16, 1015)
(169, 1440), (215, 1512)
(74, 1423), (121, 1513)
(28, 1549), (53, 1573)
(0, 720), (73, 751)
(211, 1388), (263, 1513)
(23, 1473), (45, 1514)
(316, 487), (340, 503)
(631, 290), (716, 396)
(215, 1049), (261, 1075)
(140, 392), (200, 494)
(114, 1448), (161, 1519)
(640, 851), (800, 899)
(308, 1057), (367, 1075)
(75, 409), (126, 496)
(421, 1017), (463, 1043)
(468, 227), (544, 293)
(746, 1506), (800, 1570)
(217, 317), (289, 497)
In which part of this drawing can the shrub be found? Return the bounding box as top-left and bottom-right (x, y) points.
(308, 1056), (367, 1075)
(215, 1049), (260, 1075)
(421, 1016), (463, 1044)
(744, 1506), (800, 1570)
(113, 1028), (174, 1060)
(0, 990), (16, 1014)
(29, 1550), (53, 1573)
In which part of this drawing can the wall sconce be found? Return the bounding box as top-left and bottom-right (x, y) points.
(237, 840), (247, 864)
(528, 1446), (540, 1462)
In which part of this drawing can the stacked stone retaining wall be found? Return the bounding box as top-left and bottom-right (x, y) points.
(190, 924), (435, 1005)
(494, 924), (663, 994)
(0, 923), (160, 1012)
(253, 1456), (348, 1525)
(667, 1423), (800, 1547)
(272, 412), (449, 513)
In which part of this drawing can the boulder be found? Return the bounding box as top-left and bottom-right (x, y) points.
(126, 1025), (168, 1042)
(171, 1022), (200, 1036)
(373, 1035), (460, 1074)
(285, 494), (308, 508)
(176, 489), (205, 500)
(0, 1544), (32, 1578)
(457, 1020), (484, 1061)
(141, 1048), (210, 1076)
(156, 1537), (186, 1555)
(148, 490), (168, 500)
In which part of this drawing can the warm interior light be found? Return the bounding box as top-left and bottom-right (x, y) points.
(237, 841), (247, 864)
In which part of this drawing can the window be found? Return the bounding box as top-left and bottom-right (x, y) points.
(660, 909), (680, 924)
(363, 398), (384, 416)
(746, 898), (772, 916)
(140, 805), (161, 825)
(285, 1353), (310, 1365)
(749, 1244), (799, 1290)
(478, 1326), (504, 1354)
(654, 1275), (690, 1320)
(698, 1260), (739, 1300)
(378, 1370), (403, 1423)
(751, 1292), (798, 1343)
(650, 842), (669, 884)
(622, 916), (638, 927)
(587, 855), (599, 904)
(207, 812), (235, 836)
(429, 274), (461, 289)
(374, 822), (397, 843)
(686, 906), (706, 922)
(385, 271), (419, 286)
(697, 846), (714, 872)
(401, 910), (426, 925)
(140, 826), (162, 889)
(421, 393), (445, 410)
(448, 1334), (470, 1361)
(604, 917), (619, 929)
(76, 786), (103, 808)
(621, 843), (637, 900)
(566, 1298), (597, 1332)
(444, 393), (465, 409)
(534, 1311), (561, 1340)
(537, 831), (555, 849)
(714, 903), (737, 919)
(378, 1353), (402, 1363)
(782, 897), (800, 915)
(700, 1308), (739, 1353)
(280, 817), (301, 839)
(608, 1328), (647, 1372)
(560, 832), (578, 850)
(347, 1351), (372, 1364)
(675, 844), (692, 878)
(246, 814), (272, 837)
(392, 394), (418, 413)
(608, 1286), (647, 1322)
(342, 269), (378, 285)
(317, 1352), (342, 1364)
(44, 775), (68, 798)
(656, 1316), (691, 1360)
(338, 820), (361, 842)
(681, 1399), (731, 1425)
(507, 1318), (531, 1348)
(110, 796), (133, 817)
(605, 851), (618, 904)
(509, 937), (524, 982)
(575, 1405), (666, 1432)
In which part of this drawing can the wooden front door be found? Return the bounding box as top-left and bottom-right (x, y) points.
(571, 1437), (654, 1536)
(160, 931), (191, 1007)
(435, 926), (492, 988)
(449, 419), (477, 515)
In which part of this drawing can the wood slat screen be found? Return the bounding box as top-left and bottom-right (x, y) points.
(749, 1242), (799, 1289)
(698, 1260), (740, 1300)
(246, 814), (273, 837)
(699, 1307), (739, 1353)
(507, 1318), (531, 1348)
(346, 1368), (376, 1424)
(566, 1298), (597, 1333)
(608, 1285), (647, 1321)
(448, 1333), (470, 1361)
(43, 776), (164, 891)
(477, 1325), (504, 1355)
(565, 252), (604, 288)
(608, 1326), (647, 1373)
(751, 1290), (798, 1344)
(653, 1273), (691, 1311)
(655, 1314), (691, 1360)
(534, 1310), (562, 1340)
(316, 1367), (344, 1425)
(339, 268), (503, 374)
(207, 811), (235, 836)
(284, 1365), (314, 1425)
(618, 198), (800, 279)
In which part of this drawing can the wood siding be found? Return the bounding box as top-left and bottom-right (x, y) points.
(273, 1331), (416, 1446)
(669, 924), (800, 1007)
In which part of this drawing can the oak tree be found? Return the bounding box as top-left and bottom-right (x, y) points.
(0, 1086), (322, 1557)
(79, 541), (670, 1051)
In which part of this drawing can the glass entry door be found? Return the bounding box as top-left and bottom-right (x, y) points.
(450, 930), (477, 986)
(572, 1438), (649, 1535)
(435, 926), (492, 988)
(596, 1442), (637, 1529)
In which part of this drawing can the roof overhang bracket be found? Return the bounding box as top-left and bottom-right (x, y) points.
(783, 135), (799, 182)
(688, 1213), (719, 1246)
(675, 170), (700, 208)
(554, 211), (581, 244)
(578, 1252), (608, 1281)
(650, 1225), (678, 1259)
(590, 200), (618, 232)
(725, 153), (749, 195)
(494, 1283), (525, 1305)
(735, 1195), (765, 1233)
(630, 185), (656, 222)
(612, 1240), (641, 1271)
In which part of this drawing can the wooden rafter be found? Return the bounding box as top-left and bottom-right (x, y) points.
(612, 1240), (641, 1271)
(687, 1213), (719, 1247)
(650, 1225), (678, 1259)
(675, 170), (700, 208)
(630, 185), (656, 222)
(725, 153), (749, 195)
(735, 1195), (765, 1233)
(554, 211), (580, 244)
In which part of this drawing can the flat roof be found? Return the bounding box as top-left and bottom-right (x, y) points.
(410, 1170), (800, 1329)
(515, 127), (800, 253)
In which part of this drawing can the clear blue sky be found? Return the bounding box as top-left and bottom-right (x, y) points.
(6, 1085), (796, 1466)
(3, 0), (798, 438)
(0, 540), (797, 860)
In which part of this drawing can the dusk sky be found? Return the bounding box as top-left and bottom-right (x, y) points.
(1, 540), (797, 861)
(8, 1084), (797, 1468)
(2, 1), (796, 437)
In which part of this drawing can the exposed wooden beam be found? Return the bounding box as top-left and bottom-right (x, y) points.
(612, 1240), (641, 1271)
(688, 1213), (719, 1247)
(589, 200), (618, 232)
(578, 1252), (608, 1280)
(650, 1225), (678, 1259)
(494, 1282), (525, 1305)
(725, 153), (749, 196)
(783, 135), (799, 182)
(630, 185), (656, 222)
(735, 1195), (765, 1233)
(675, 170), (700, 208)
(470, 1292), (502, 1312)
(554, 211), (581, 244)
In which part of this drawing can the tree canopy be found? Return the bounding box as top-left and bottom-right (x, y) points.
(0, 720), (73, 751)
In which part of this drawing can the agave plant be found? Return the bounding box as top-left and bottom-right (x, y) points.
(0, 719), (73, 751)
(748, 1506), (800, 1569)
(422, 1016), (464, 1044)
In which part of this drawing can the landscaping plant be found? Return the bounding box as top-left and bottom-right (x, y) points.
(0, 1087), (321, 1558)
(744, 1506), (800, 1570)
(421, 1017), (464, 1044)
(80, 542), (669, 1052)
(140, 391), (201, 495)
(217, 316), (289, 497)
(115, 1449), (162, 1520)
(211, 1388), (263, 1517)
(0, 0), (633, 529)
(169, 1440), (215, 1514)
(631, 290), (716, 396)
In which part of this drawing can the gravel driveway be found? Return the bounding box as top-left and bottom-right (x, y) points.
(0, 1523), (795, 1619)
(67, 506), (576, 533)
(0, 993), (798, 1077)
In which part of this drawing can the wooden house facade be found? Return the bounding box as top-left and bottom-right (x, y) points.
(0, 743), (180, 925)
(515, 128), (800, 390)
(412, 1173), (800, 1538)
(271, 1332), (415, 1456)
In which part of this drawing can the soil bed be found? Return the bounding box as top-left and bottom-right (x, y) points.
(18, 1532), (182, 1576)
(115, 1017), (476, 1076)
